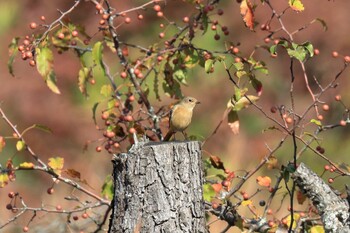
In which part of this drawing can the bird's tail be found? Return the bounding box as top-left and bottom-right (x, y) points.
(163, 130), (174, 141)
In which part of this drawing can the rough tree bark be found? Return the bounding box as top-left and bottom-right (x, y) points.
(108, 141), (207, 233)
(292, 162), (350, 233)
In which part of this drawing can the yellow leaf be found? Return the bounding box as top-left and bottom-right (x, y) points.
(256, 176), (272, 187)
(289, 0), (304, 12)
(310, 225), (325, 233)
(0, 173), (9, 188)
(267, 156), (279, 169)
(19, 162), (34, 169)
(241, 200), (252, 206)
(16, 140), (25, 151)
(285, 213), (300, 229)
(240, 0), (255, 30)
(48, 157), (64, 175)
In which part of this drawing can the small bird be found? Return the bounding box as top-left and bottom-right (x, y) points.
(163, 96), (200, 141)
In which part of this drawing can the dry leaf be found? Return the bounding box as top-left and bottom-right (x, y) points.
(256, 176), (271, 187)
(240, 0), (255, 30)
(210, 155), (225, 170)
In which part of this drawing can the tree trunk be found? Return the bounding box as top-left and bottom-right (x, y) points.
(108, 141), (207, 233)
(292, 162), (350, 233)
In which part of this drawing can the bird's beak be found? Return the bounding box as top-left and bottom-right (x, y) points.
(196, 101), (201, 104)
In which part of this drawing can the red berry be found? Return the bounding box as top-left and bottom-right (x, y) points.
(96, 4), (102, 10)
(124, 115), (133, 122)
(285, 117), (293, 124)
(128, 127), (136, 134)
(128, 95), (135, 102)
(264, 38), (271, 43)
(8, 192), (15, 198)
(183, 16), (189, 23)
(317, 115), (324, 121)
(40, 16), (46, 21)
(96, 146), (102, 152)
(221, 180), (230, 187)
(340, 120), (347, 126)
(242, 193), (249, 200)
(29, 22), (37, 29)
(137, 14), (144, 20)
(157, 55), (163, 62)
(214, 34), (220, 40)
(322, 104), (329, 111)
(134, 69), (140, 75)
(153, 4), (161, 12)
(73, 215), (79, 221)
(324, 165), (330, 170)
(157, 11), (163, 17)
(328, 178), (334, 183)
(120, 71), (127, 79)
(344, 56), (350, 63)
(56, 205), (62, 211)
(47, 187), (54, 194)
(89, 79), (96, 85)
(314, 49), (320, 55)
(58, 33), (65, 39)
(234, 57), (241, 63)
(23, 226), (29, 232)
(332, 51), (339, 58)
(99, 19), (106, 25)
(6, 204), (12, 210)
(23, 39), (30, 46)
(113, 142), (120, 149)
(102, 14), (109, 20)
(72, 30), (79, 37)
(159, 32), (165, 38)
(335, 95), (341, 101)
(82, 213), (88, 219)
(25, 51), (33, 58)
(232, 47), (239, 54)
(29, 60), (36, 67)
(217, 9), (224, 15)
(124, 17), (131, 24)
(211, 25), (217, 30)
(268, 220), (274, 227)
(106, 131), (116, 138)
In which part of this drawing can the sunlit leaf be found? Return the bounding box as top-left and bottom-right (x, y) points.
(203, 183), (216, 202)
(310, 119), (322, 127)
(0, 173), (9, 188)
(92, 41), (105, 75)
(78, 67), (90, 95)
(8, 37), (19, 77)
(309, 226), (325, 233)
(205, 59), (214, 73)
(227, 110), (240, 135)
(241, 200), (252, 206)
(16, 140), (25, 151)
(48, 157), (64, 175)
(19, 162), (34, 169)
(36, 46), (61, 94)
(285, 213), (300, 229)
(289, 0), (304, 12)
(240, 0), (255, 30)
(100, 84), (113, 97)
(101, 175), (114, 200)
(256, 176), (271, 187)
(229, 95), (259, 111)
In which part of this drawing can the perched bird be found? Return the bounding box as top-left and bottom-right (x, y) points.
(163, 96), (200, 141)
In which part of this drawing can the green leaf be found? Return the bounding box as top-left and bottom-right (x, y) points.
(289, 0), (304, 12)
(92, 102), (99, 125)
(100, 84), (113, 97)
(287, 42), (314, 62)
(36, 47), (61, 94)
(310, 119), (322, 127)
(34, 124), (53, 133)
(16, 140), (25, 151)
(201, 13), (209, 35)
(302, 41), (314, 57)
(183, 48), (199, 68)
(233, 61), (244, 71)
(92, 41), (105, 75)
(101, 175), (114, 200)
(8, 37), (19, 77)
(315, 18), (327, 31)
(173, 69), (187, 84)
(48, 157), (64, 175)
(78, 67), (90, 95)
(269, 45), (277, 55)
(251, 77), (263, 96)
(203, 183), (215, 202)
(230, 95), (259, 111)
(204, 59), (214, 73)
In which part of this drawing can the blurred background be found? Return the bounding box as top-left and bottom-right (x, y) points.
(0, 0), (350, 232)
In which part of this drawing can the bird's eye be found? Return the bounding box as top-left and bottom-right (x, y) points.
(188, 99), (193, 102)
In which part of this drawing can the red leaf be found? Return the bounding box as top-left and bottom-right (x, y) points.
(240, 0), (255, 30)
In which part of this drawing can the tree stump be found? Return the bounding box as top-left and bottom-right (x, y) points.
(108, 141), (207, 233)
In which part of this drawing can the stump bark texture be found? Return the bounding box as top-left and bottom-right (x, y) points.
(108, 141), (207, 233)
